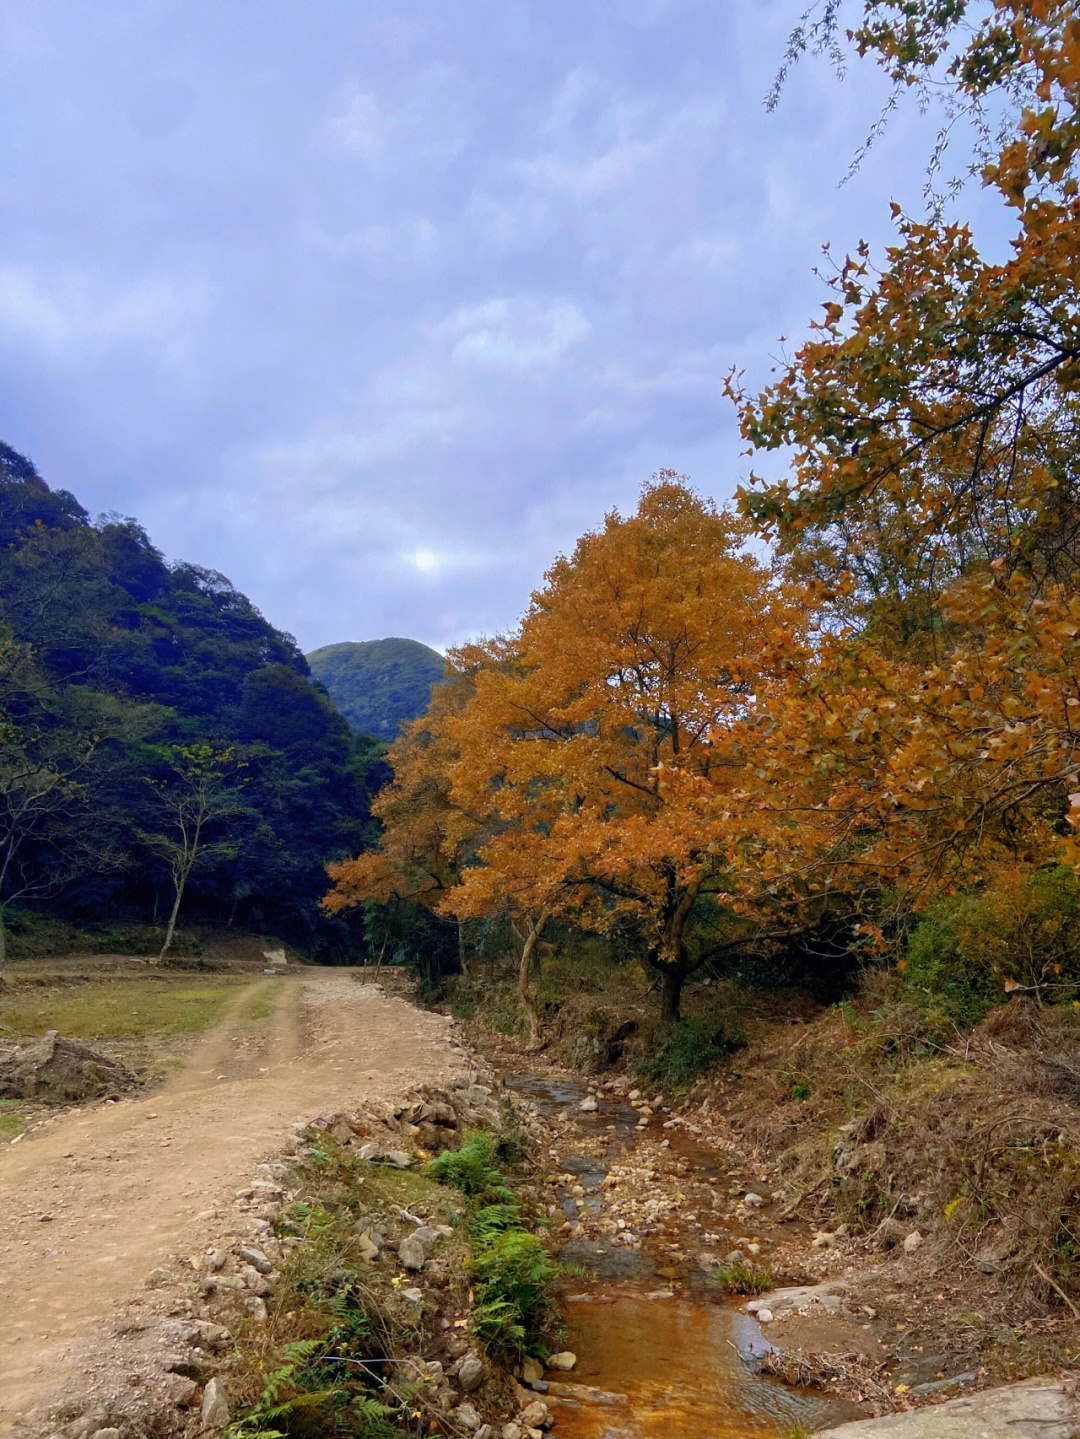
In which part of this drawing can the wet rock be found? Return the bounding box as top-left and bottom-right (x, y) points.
(580, 1095), (598, 1112)
(518, 1400), (551, 1429)
(814, 1375), (1080, 1436)
(746, 1281), (846, 1321)
(201, 1376), (229, 1429)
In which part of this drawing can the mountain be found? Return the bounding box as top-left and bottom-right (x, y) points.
(307, 638), (446, 742)
(0, 442), (378, 954)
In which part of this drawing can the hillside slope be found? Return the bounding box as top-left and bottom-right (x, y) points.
(307, 637), (445, 740)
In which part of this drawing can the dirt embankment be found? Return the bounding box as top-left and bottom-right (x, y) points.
(0, 968), (473, 1435)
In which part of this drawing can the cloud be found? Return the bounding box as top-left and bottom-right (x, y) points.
(0, 266), (209, 361)
(323, 83), (395, 161)
(430, 296), (590, 371)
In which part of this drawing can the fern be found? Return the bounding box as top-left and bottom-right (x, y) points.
(426, 1132), (514, 1204)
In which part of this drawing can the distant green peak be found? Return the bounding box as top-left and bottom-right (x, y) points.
(306, 637), (445, 741)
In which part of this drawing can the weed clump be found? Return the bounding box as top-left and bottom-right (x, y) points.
(425, 1130), (514, 1203)
(710, 1259), (773, 1295)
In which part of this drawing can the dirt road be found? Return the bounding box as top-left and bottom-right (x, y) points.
(0, 968), (469, 1431)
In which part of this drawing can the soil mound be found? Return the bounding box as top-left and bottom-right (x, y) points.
(0, 1030), (137, 1102)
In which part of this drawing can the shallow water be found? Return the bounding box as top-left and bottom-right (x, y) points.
(504, 1070), (863, 1438)
(552, 1286), (860, 1438)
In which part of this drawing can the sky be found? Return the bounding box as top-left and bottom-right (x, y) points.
(0, 0), (1012, 655)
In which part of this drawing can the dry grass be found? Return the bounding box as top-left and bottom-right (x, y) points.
(0, 973), (248, 1041)
(720, 975), (1080, 1317)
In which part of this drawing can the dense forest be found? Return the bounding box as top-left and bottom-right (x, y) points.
(307, 638), (445, 741)
(0, 442), (386, 961)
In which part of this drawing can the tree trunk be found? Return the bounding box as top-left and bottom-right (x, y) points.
(518, 911), (548, 1049)
(0, 909), (6, 970)
(157, 866), (189, 962)
(660, 966), (684, 1025)
(457, 918), (471, 981)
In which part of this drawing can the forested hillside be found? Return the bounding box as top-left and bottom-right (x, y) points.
(0, 443), (379, 960)
(307, 638), (445, 741)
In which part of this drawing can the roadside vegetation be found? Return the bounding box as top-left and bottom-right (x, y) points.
(228, 1124), (558, 1438)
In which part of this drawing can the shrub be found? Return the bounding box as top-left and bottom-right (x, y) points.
(641, 1014), (745, 1094)
(904, 866), (1080, 1027)
(469, 1227), (558, 1357)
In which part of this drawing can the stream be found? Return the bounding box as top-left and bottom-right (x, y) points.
(504, 1071), (864, 1439)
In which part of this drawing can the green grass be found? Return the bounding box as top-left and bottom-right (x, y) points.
(238, 979), (283, 1026)
(0, 974), (247, 1040)
(0, 1099), (29, 1141)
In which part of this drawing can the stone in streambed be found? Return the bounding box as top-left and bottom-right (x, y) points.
(545, 1351), (577, 1371)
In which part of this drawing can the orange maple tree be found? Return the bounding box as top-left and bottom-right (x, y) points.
(432, 477), (795, 1028)
(325, 477), (796, 1030)
(721, 0), (1080, 909)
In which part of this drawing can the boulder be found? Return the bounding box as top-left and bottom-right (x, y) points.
(456, 1401), (481, 1431)
(399, 1234), (427, 1271)
(458, 1354), (484, 1392)
(238, 1245), (273, 1274)
(813, 1375), (1080, 1437)
(545, 1352), (577, 1371)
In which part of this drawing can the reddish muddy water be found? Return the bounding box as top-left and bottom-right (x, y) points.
(550, 1286), (860, 1438)
(503, 1070), (862, 1438)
